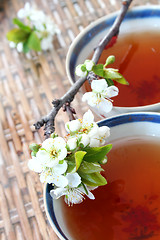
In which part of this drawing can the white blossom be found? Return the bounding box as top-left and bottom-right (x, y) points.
(75, 64), (87, 77)
(17, 2), (32, 19)
(39, 161), (68, 187)
(50, 182), (97, 206)
(67, 137), (77, 150)
(65, 110), (110, 148)
(29, 10), (46, 23)
(45, 16), (60, 35)
(41, 36), (53, 51)
(82, 79), (119, 114)
(16, 42), (23, 52)
(28, 156), (43, 173)
(84, 59), (95, 71)
(28, 153), (68, 187)
(9, 41), (16, 48)
(16, 2), (60, 52)
(78, 133), (90, 148)
(35, 137), (67, 168)
(65, 119), (82, 133)
(66, 173), (81, 188)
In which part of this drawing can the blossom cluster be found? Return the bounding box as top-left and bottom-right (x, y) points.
(7, 2), (60, 53)
(28, 110), (112, 206)
(75, 57), (128, 116)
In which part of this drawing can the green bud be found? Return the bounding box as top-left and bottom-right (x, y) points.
(99, 156), (108, 165)
(105, 55), (115, 66)
(59, 160), (64, 164)
(29, 143), (41, 152)
(50, 132), (58, 139)
(81, 65), (86, 72)
(31, 151), (37, 157)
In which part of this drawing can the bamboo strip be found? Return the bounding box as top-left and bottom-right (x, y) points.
(26, 174), (49, 240)
(12, 180), (33, 240)
(0, 184), (16, 240)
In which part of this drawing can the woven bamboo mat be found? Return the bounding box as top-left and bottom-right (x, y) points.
(0, 0), (159, 239)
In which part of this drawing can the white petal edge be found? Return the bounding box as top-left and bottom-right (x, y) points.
(66, 173), (81, 188)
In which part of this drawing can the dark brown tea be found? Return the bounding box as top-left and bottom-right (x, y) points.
(84, 31), (160, 107)
(61, 136), (160, 240)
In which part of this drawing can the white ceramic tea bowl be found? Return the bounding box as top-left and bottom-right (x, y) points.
(44, 112), (160, 240)
(66, 5), (160, 118)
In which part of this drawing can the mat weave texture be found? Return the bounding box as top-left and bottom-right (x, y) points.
(0, 0), (159, 239)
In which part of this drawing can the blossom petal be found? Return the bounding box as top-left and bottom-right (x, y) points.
(98, 126), (110, 138)
(78, 185), (97, 199)
(65, 119), (81, 133)
(66, 173), (81, 188)
(17, 42), (23, 52)
(106, 85), (119, 98)
(79, 133), (90, 147)
(36, 150), (50, 164)
(17, 9), (25, 18)
(28, 157), (42, 173)
(57, 148), (67, 161)
(84, 60), (94, 71)
(91, 79), (108, 92)
(92, 98), (113, 116)
(54, 161), (68, 175)
(75, 64), (87, 77)
(50, 188), (67, 199)
(82, 92), (98, 107)
(41, 36), (53, 51)
(89, 138), (100, 147)
(53, 137), (66, 150)
(65, 190), (84, 205)
(67, 137), (77, 150)
(88, 123), (99, 137)
(82, 109), (94, 126)
(45, 174), (55, 184)
(53, 174), (68, 188)
(41, 138), (54, 151)
(36, 150), (58, 168)
(40, 172), (46, 183)
(9, 41), (16, 48)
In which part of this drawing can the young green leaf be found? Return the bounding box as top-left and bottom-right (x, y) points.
(23, 41), (30, 53)
(92, 64), (104, 77)
(104, 69), (129, 85)
(83, 144), (112, 163)
(113, 74), (129, 85)
(27, 32), (41, 51)
(75, 151), (86, 170)
(78, 161), (103, 174)
(7, 29), (29, 43)
(103, 68), (122, 79)
(66, 161), (76, 173)
(80, 172), (107, 187)
(13, 18), (31, 33)
(106, 78), (114, 86)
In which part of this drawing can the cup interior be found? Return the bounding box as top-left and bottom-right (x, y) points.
(66, 5), (160, 84)
(66, 5), (160, 117)
(44, 112), (160, 240)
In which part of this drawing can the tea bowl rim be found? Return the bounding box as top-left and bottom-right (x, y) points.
(65, 4), (160, 116)
(43, 111), (160, 240)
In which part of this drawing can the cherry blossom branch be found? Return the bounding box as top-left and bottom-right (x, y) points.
(34, 0), (133, 138)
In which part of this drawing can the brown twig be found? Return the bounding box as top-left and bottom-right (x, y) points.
(34, 0), (133, 138)
(63, 102), (76, 121)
